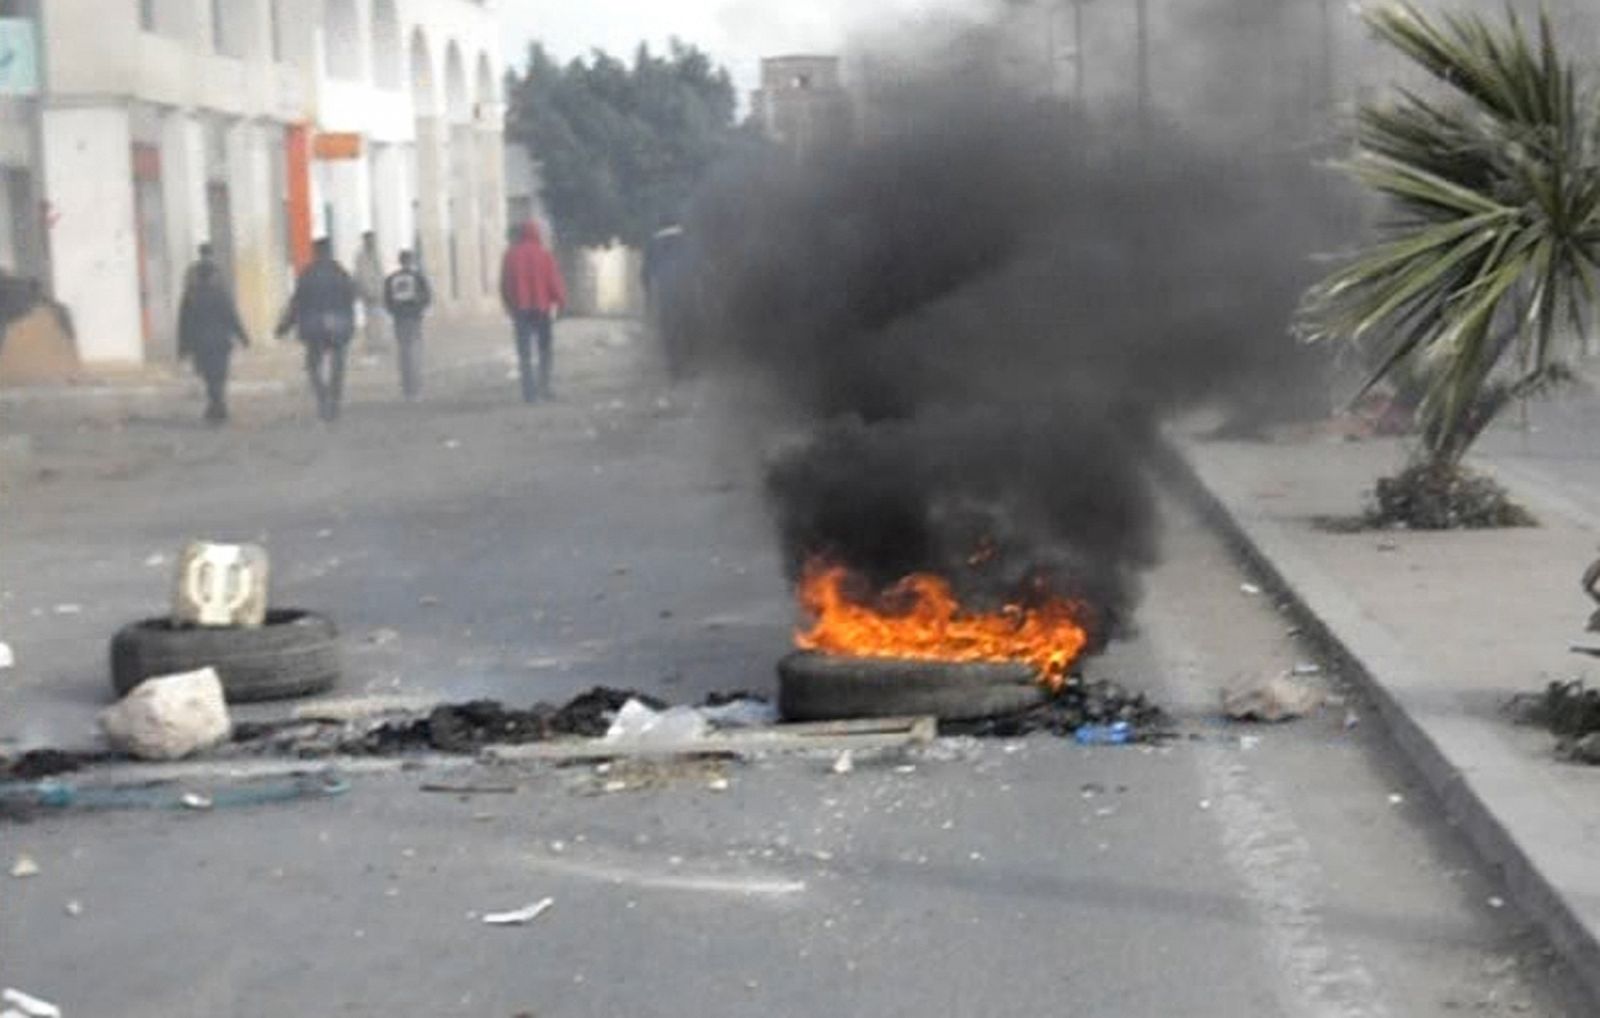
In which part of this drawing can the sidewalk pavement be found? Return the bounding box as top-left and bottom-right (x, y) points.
(0, 311), (525, 405)
(1173, 428), (1600, 1001)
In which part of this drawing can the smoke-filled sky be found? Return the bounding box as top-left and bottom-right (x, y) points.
(500, 0), (991, 95)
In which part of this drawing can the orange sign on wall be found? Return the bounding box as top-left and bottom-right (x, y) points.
(286, 125), (313, 270)
(312, 132), (364, 160)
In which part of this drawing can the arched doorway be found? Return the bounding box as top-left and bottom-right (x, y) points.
(371, 0), (402, 89)
(322, 0), (362, 81)
(444, 42), (473, 303)
(474, 52), (503, 299)
(409, 30), (443, 290)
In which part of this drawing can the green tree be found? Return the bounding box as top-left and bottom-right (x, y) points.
(1299, 3), (1600, 474)
(506, 41), (741, 249)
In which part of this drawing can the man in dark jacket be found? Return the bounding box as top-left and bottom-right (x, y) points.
(276, 238), (357, 421)
(499, 221), (567, 403)
(382, 250), (432, 399)
(178, 261), (250, 424)
(642, 221), (689, 381)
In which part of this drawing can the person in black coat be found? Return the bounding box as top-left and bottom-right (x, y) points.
(276, 238), (357, 421)
(177, 261), (250, 424)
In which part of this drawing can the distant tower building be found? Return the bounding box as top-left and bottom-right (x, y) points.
(750, 55), (852, 156)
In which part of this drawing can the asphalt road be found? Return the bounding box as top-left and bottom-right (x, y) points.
(0, 322), (1590, 1015)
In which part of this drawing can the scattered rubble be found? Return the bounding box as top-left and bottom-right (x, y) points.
(0, 748), (104, 781)
(1508, 679), (1600, 764)
(99, 667), (232, 761)
(942, 678), (1165, 739)
(1223, 674), (1325, 723)
(1317, 462), (1535, 532)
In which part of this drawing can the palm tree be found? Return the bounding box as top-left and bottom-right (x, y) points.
(1300, 2), (1600, 473)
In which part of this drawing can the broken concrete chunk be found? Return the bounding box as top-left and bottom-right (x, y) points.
(1222, 674), (1325, 723)
(99, 667), (232, 761)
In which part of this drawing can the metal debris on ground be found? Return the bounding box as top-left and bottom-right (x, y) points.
(482, 898), (554, 926)
(1, 988), (61, 1018)
(1222, 674), (1325, 723)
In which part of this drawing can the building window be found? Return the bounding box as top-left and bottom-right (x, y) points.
(139, 0), (157, 32)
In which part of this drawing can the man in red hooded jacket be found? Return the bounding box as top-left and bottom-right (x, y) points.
(499, 221), (568, 402)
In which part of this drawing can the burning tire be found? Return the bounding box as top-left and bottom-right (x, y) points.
(777, 651), (1046, 722)
(110, 610), (340, 703)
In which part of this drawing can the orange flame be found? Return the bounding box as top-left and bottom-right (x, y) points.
(795, 558), (1089, 692)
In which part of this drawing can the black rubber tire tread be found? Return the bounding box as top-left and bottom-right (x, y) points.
(110, 609), (340, 703)
(778, 652), (1046, 722)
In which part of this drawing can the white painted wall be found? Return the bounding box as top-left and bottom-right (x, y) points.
(41, 107), (143, 363)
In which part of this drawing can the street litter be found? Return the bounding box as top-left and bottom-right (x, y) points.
(1291, 662), (1322, 676)
(1223, 674), (1325, 723)
(64, 900), (82, 918)
(419, 783), (517, 795)
(483, 898), (555, 926)
(1, 989), (60, 1018)
(52, 604), (81, 615)
(0, 642), (11, 670)
(9, 855), (39, 878)
(831, 750), (854, 774)
(180, 792), (213, 810)
(605, 699), (711, 747)
(1074, 722), (1133, 746)
(1387, 793), (1405, 806)
(100, 667), (232, 761)
(1240, 583), (1262, 596)
(697, 696), (780, 729)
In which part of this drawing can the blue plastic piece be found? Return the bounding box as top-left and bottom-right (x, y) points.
(1073, 721), (1133, 746)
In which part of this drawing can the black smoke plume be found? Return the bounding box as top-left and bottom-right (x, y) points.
(680, 39), (1338, 649)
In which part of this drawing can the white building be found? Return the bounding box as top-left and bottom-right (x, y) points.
(0, 0), (505, 365)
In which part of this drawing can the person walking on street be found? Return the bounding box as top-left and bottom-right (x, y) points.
(353, 231), (387, 353)
(182, 242), (219, 295)
(499, 221), (567, 403)
(276, 238), (357, 422)
(177, 261), (250, 424)
(383, 250), (432, 399)
(642, 220), (689, 381)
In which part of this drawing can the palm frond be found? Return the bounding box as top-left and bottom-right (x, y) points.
(1298, 1), (1600, 465)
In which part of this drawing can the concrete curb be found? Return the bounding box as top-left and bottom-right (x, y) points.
(1163, 440), (1600, 1004)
